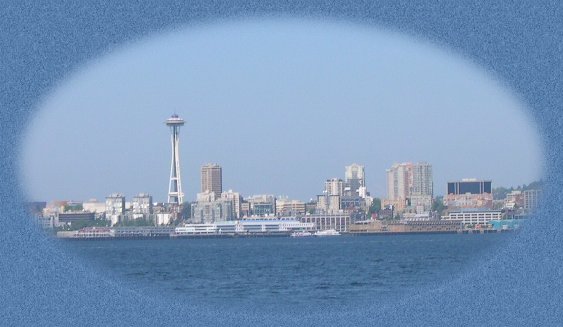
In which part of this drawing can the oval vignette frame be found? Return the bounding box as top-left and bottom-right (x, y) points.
(1, 3), (561, 326)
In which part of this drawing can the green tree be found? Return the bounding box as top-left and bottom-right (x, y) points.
(58, 219), (109, 231)
(431, 196), (445, 214)
(64, 203), (83, 212)
(368, 198), (382, 216)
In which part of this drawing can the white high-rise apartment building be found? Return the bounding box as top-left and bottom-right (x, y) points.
(410, 162), (433, 212)
(325, 178), (344, 196)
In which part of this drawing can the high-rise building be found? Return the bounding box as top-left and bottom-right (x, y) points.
(385, 162), (433, 213)
(386, 163), (413, 211)
(325, 178), (344, 196)
(345, 164), (365, 196)
(410, 162), (433, 212)
(201, 163), (222, 199)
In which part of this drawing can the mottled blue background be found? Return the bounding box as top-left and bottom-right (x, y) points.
(1, 1), (562, 326)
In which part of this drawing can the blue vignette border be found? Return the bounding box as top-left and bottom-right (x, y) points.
(1, 1), (562, 326)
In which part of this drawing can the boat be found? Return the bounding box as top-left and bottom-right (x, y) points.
(314, 229), (341, 236)
(290, 231), (313, 237)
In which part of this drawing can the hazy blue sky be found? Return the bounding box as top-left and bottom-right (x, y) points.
(20, 18), (543, 203)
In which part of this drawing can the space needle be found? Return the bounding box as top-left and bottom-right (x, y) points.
(166, 114), (185, 205)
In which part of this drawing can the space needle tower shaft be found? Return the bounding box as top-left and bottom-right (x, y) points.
(166, 114), (185, 204)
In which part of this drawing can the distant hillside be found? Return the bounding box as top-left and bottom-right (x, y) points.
(493, 180), (544, 200)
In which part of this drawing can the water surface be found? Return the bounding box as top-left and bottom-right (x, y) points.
(65, 233), (509, 309)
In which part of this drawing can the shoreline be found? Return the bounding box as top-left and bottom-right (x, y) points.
(56, 229), (514, 240)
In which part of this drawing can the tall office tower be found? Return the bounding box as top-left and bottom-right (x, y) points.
(166, 114), (185, 204)
(345, 163), (365, 195)
(201, 163), (222, 198)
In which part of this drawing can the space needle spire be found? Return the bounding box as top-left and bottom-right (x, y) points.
(165, 114), (185, 205)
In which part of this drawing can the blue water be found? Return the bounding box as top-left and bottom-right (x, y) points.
(64, 233), (509, 309)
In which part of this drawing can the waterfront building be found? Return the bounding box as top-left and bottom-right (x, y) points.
(246, 194), (276, 217)
(191, 194), (234, 224)
(345, 164), (365, 196)
(275, 197), (306, 217)
(201, 163), (222, 199)
(57, 211), (96, 224)
(441, 208), (503, 225)
(75, 227), (115, 238)
(175, 219), (314, 236)
(221, 190), (242, 219)
(349, 219), (462, 233)
(155, 213), (172, 225)
(115, 226), (175, 237)
(105, 193), (125, 215)
(300, 213), (351, 232)
(523, 189), (542, 211)
(166, 114), (185, 205)
(132, 193), (153, 215)
(105, 193), (125, 226)
(444, 179), (493, 209)
(316, 194), (341, 214)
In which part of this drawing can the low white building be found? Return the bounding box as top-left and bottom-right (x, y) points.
(300, 213), (350, 232)
(175, 220), (313, 235)
(441, 209), (504, 225)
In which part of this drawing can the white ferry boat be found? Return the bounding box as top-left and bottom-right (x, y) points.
(314, 229), (341, 236)
(290, 231), (313, 237)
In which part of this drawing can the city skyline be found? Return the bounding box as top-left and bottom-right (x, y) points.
(20, 20), (542, 203)
(31, 158), (540, 205)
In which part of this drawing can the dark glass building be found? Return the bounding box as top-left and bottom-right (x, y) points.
(447, 180), (492, 195)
